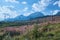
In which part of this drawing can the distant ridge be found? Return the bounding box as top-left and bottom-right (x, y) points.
(5, 12), (44, 21)
(4, 11), (60, 22)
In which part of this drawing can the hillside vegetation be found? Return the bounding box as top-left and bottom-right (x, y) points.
(0, 23), (60, 40)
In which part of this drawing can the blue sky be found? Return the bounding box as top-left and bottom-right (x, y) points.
(0, 0), (60, 21)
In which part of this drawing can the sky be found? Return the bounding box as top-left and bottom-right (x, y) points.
(0, 0), (60, 21)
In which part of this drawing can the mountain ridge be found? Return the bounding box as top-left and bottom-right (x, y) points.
(5, 12), (44, 21)
(4, 11), (60, 22)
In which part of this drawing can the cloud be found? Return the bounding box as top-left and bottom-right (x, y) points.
(32, 0), (51, 12)
(0, 14), (4, 18)
(2, 5), (15, 8)
(53, 10), (60, 15)
(23, 13), (31, 16)
(51, 10), (60, 15)
(53, 0), (60, 7)
(5, 0), (19, 3)
(22, 1), (27, 4)
(23, 11), (34, 16)
(23, 7), (28, 11)
(0, 6), (19, 18)
(0, 14), (4, 21)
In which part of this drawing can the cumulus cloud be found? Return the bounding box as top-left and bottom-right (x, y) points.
(23, 13), (31, 16)
(51, 10), (60, 15)
(2, 5), (15, 8)
(0, 14), (4, 18)
(23, 7), (28, 11)
(23, 11), (34, 16)
(5, 0), (19, 3)
(32, 0), (51, 12)
(53, 10), (60, 15)
(22, 1), (27, 4)
(53, 0), (60, 7)
(0, 6), (19, 18)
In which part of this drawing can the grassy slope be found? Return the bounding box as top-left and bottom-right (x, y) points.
(6, 23), (60, 40)
(0, 23), (60, 40)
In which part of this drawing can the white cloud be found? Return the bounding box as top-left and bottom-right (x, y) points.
(5, 0), (19, 3)
(0, 6), (19, 18)
(32, 0), (51, 12)
(0, 14), (4, 18)
(51, 10), (60, 15)
(2, 5), (15, 8)
(23, 7), (28, 11)
(23, 13), (31, 16)
(53, 10), (60, 15)
(23, 11), (34, 16)
(0, 14), (4, 21)
(22, 1), (27, 4)
(53, 0), (60, 7)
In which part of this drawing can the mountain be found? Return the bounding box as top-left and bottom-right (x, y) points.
(28, 12), (44, 19)
(5, 12), (44, 21)
(6, 15), (29, 21)
(5, 18), (15, 22)
(14, 15), (29, 21)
